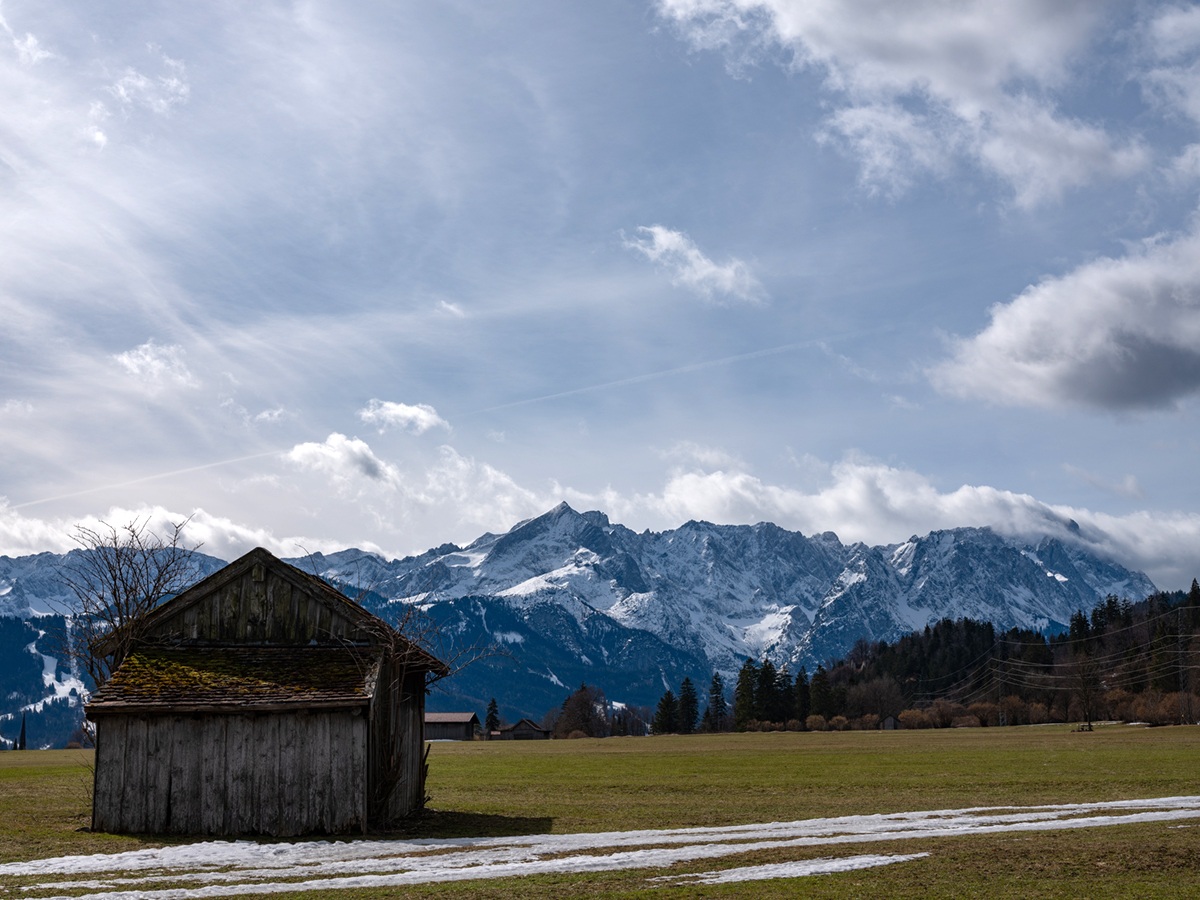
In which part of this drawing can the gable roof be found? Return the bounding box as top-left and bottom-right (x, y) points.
(94, 547), (447, 675)
(87, 646), (381, 715)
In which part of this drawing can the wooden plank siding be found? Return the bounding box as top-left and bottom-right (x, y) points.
(88, 548), (447, 836)
(92, 710), (368, 836)
(139, 568), (374, 647)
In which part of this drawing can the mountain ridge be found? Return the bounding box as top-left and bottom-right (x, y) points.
(0, 503), (1158, 743)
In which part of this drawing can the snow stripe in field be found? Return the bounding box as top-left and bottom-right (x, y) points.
(6, 796), (1199, 899)
(653, 853), (930, 884)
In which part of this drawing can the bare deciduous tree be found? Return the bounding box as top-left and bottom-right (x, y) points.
(56, 517), (201, 690)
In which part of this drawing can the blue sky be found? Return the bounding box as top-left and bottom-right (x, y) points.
(2, 0), (1200, 587)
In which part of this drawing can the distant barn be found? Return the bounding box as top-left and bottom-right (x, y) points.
(498, 717), (550, 740)
(425, 712), (480, 741)
(85, 547), (447, 836)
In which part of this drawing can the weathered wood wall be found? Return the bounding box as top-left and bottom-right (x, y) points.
(367, 663), (427, 825)
(92, 709), (367, 836)
(425, 721), (473, 741)
(144, 567), (373, 646)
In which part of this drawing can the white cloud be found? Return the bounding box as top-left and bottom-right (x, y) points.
(657, 0), (1147, 207)
(610, 452), (1200, 589)
(1142, 5), (1200, 125)
(12, 33), (51, 66)
(660, 441), (744, 469)
(219, 398), (287, 426)
(3, 446), (1198, 589)
(436, 300), (466, 318)
(285, 433), (402, 489)
(0, 502), (374, 564)
(1, 400), (33, 416)
(928, 221), (1200, 410)
(109, 55), (189, 115)
(358, 399), (450, 434)
(623, 225), (765, 303)
(113, 340), (196, 387)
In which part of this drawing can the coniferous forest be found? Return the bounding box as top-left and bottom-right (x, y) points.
(644, 580), (1200, 733)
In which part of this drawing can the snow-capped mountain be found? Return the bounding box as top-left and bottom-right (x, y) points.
(297, 502), (1156, 677)
(0, 503), (1159, 739)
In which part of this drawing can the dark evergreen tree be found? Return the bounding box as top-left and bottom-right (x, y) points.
(678, 678), (700, 734)
(652, 690), (679, 734)
(794, 666), (810, 726)
(706, 672), (727, 732)
(772, 666), (795, 723)
(733, 658), (759, 731)
(485, 698), (500, 734)
(755, 659), (777, 722)
(555, 683), (610, 738)
(17, 713), (26, 751)
(810, 665), (835, 719)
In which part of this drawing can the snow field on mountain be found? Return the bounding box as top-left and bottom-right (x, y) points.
(6, 798), (1200, 899)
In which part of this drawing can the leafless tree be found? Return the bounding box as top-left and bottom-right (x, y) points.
(55, 517), (201, 690)
(1068, 653), (1103, 730)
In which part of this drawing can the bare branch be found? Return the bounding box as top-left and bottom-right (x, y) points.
(53, 517), (202, 690)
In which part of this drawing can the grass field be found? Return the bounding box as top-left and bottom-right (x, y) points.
(3, 724), (1200, 898)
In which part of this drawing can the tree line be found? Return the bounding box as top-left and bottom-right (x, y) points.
(642, 579), (1200, 733)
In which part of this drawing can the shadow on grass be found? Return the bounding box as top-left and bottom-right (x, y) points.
(374, 809), (556, 840)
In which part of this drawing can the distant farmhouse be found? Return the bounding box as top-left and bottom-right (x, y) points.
(85, 547), (447, 836)
(425, 712), (480, 741)
(497, 717), (550, 740)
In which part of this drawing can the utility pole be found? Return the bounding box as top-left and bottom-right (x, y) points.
(1180, 606), (1189, 725)
(997, 657), (1006, 726)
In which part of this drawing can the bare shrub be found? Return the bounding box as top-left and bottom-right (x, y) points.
(806, 714), (827, 732)
(1133, 692), (1164, 725)
(1028, 702), (1048, 724)
(898, 709), (928, 730)
(951, 716), (979, 728)
(856, 714), (879, 731)
(968, 702), (999, 727)
(1000, 696), (1027, 726)
(785, 719), (802, 732)
(1105, 689), (1134, 722)
(829, 715), (849, 731)
(927, 699), (966, 729)
(568, 730), (588, 740)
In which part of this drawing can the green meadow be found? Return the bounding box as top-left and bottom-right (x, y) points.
(3, 725), (1200, 898)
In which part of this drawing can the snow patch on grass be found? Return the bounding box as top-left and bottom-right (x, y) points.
(5, 797), (1200, 898)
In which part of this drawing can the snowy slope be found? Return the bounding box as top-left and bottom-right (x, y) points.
(296, 503), (1157, 678)
(0, 504), (1159, 730)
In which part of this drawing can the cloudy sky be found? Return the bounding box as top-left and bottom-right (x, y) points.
(2, 0), (1200, 588)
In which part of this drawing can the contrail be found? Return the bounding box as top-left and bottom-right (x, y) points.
(452, 339), (822, 419)
(7, 451), (282, 510)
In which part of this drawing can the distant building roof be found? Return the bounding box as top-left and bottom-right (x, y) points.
(87, 646), (380, 715)
(425, 712), (480, 725)
(501, 717), (549, 733)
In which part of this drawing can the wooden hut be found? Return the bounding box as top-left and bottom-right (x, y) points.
(499, 717), (550, 740)
(85, 547), (447, 836)
(425, 712), (480, 741)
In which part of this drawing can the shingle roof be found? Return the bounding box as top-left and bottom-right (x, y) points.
(86, 646), (381, 715)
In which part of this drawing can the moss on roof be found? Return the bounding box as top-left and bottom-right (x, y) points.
(88, 646), (380, 711)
